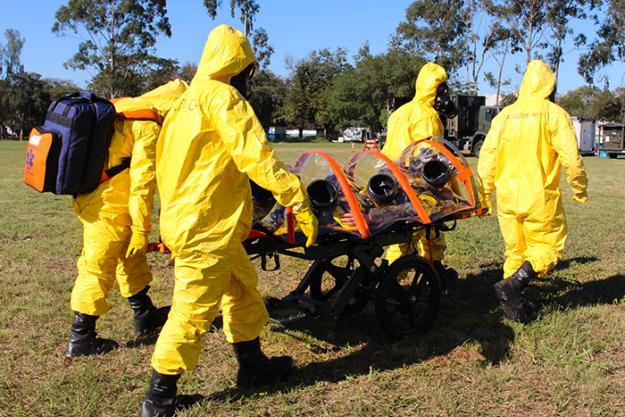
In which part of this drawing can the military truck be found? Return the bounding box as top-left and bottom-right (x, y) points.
(445, 95), (500, 157)
(596, 122), (625, 158)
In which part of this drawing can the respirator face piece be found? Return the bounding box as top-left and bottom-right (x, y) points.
(434, 82), (458, 119)
(548, 88), (556, 103)
(230, 62), (258, 99)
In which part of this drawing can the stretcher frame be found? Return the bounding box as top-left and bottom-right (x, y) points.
(247, 139), (483, 338)
(245, 220), (447, 339)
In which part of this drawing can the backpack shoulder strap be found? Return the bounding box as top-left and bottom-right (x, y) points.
(99, 157), (131, 185)
(117, 109), (163, 125)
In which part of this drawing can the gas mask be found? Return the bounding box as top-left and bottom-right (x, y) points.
(434, 82), (458, 119)
(230, 62), (258, 99)
(548, 88), (556, 103)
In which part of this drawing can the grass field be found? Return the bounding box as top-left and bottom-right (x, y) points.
(1, 140), (624, 417)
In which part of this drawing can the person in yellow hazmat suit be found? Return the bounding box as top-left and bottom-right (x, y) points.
(65, 80), (188, 358)
(140, 25), (318, 417)
(381, 62), (459, 291)
(478, 60), (588, 323)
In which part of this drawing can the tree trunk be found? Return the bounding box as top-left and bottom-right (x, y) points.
(526, 3), (535, 63)
(496, 50), (507, 106)
(553, 40), (563, 100)
(109, 1), (117, 98)
(243, 11), (251, 36)
(298, 127), (303, 138)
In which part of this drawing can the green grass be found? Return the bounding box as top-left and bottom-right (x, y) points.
(1, 140), (624, 416)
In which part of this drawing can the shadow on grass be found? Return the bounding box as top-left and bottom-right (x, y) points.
(195, 264), (516, 404)
(554, 255), (599, 271)
(165, 256), (624, 408)
(539, 274), (625, 309)
(512, 255), (625, 311)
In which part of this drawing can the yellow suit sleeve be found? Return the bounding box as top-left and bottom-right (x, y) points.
(477, 120), (500, 194)
(128, 120), (160, 234)
(549, 106), (588, 202)
(215, 91), (307, 208)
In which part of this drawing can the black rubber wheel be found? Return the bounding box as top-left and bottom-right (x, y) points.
(374, 255), (441, 339)
(473, 138), (484, 158)
(308, 255), (371, 314)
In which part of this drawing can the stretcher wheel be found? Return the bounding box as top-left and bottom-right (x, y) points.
(308, 255), (370, 314)
(374, 255), (441, 339)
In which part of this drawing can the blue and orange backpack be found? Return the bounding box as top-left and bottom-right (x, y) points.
(24, 91), (161, 195)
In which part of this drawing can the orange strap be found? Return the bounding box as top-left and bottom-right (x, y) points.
(308, 151), (371, 238)
(110, 97), (163, 125)
(117, 109), (163, 125)
(247, 230), (268, 240)
(422, 140), (476, 207)
(286, 207), (296, 245)
(99, 170), (110, 184)
(147, 242), (170, 254)
(367, 150), (432, 225)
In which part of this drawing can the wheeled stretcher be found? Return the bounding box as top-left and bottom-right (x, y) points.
(245, 138), (486, 338)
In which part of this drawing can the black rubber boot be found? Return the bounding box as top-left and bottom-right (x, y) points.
(434, 261), (459, 294)
(494, 261), (537, 323)
(233, 337), (295, 389)
(65, 312), (118, 358)
(140, 370), (180, 417)
(128, 286), (170, 344)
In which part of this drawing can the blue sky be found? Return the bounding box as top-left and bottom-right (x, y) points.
(1, 1), (623, 95)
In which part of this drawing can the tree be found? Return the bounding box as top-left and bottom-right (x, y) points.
(590, 89), (622, 121)
(544, 0), (588, 95)
(392, 0), (468, 74)
(0, 29), (25, 78)
(202, 0), (273, 67)
(87, 55), (179, 97)
(248, 69), (286, 127)
(328, 48), (425, 133)
(557, 85), (598, 117)
(578, 0), (625, 83)
(52, 0), (172, 98)
(282, 48), (348, 137)
(1, 72), (51, 138)
(45, 78), (81, 100)
(484, 0), (548, 64)
(463, 1), (500, 95)
(251, 28), (274, 68)
(0, 79), (9, 137)
(500, 91), (517, 106)
(483, 24), (520, 105)
(177, 62), (198, 83)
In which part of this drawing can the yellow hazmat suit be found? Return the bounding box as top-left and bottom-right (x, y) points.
(70, 80), (188, 316)
(477, 60), (588, 278)
(382, 62), (448, 263)
(152, 25), (313, 375)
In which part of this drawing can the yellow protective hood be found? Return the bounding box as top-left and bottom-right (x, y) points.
(140, 79), (188, 119)
(518, 60), (555, 100)
(192, 24), (256, 85)
(113, 79), (188, 120)
(415, 62), (448, 107)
